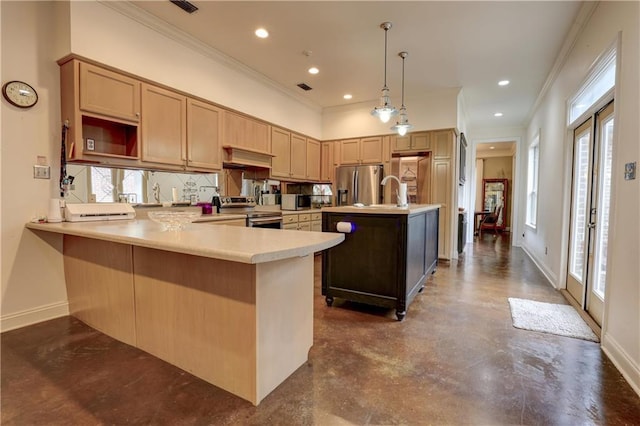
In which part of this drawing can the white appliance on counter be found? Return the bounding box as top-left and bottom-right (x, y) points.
(65, 203), (136, 222)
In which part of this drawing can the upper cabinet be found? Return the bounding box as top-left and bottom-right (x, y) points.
(186, 98), (222, 171)
(306, 138), (321, 181)
(320, 141), (335, 182)
(141, 83), (186, 167)
(222, 111), (269, 153)
(270, 127), (311, 180)
(79, 62), (141, 123)
(339, 136), (383, 164)
(391, 132), (431, 152)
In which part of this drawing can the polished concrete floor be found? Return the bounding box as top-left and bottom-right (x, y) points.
(2, 234), (640, 425)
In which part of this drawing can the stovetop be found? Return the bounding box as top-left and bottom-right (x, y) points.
(213, 196), (282, 217)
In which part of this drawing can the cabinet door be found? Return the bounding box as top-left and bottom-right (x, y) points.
(411, 132), (431, 150)
(290, 133), (307, 179)
(223, 111), (268, 152)
(306, 138), (321, 181)
(298, 222), (311, 232)
(432, 130), (453, 159)
(392, 135), (411, 151)
(340, 139), (361, 164)
(360, 136), (383, 163)
(187, 98), (222, 171)
(80, 63), (140, 122)
(141, 84), (186, 166)
(270, 127), (291, 178)
(311, 220), (322, 232)
(247, 119), (270, 152)
(320, 141), (334, 181)
(432, 159), (451, 259)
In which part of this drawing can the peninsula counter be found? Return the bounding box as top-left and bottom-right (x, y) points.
(26, 220), (344, 405)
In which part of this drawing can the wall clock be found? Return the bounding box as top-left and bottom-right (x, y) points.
(2, 80), (38, 108)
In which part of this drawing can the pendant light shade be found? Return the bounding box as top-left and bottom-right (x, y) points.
(371, 22), (398, 123)
(391, 51), (413, 136)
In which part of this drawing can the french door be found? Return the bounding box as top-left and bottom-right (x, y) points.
(566, 101), (614, 326)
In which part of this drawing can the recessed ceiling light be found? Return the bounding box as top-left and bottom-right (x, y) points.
(255, 28), (269, 38)
(490, 146), (496, 150)
(494, 112), (503, 117)
(498, 80), (510, 86)
(343, 94), (353, 100)
(308, 67), (319, 75)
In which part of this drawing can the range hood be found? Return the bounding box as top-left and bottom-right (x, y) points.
(222, 145), (274, 170)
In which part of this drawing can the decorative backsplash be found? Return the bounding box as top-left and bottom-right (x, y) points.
(65, 164), (222, 204)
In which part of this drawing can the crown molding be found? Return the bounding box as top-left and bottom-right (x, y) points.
(97, 1), (322, 114)
(526, 1), (599, 125)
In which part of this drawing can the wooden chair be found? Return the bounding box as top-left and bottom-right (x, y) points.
(479, 205), (503, 235)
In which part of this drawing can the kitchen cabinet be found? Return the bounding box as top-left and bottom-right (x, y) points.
(270, 127), (309, 180)
(283, 211), (322, 231)
(311, 212), (322, 232)
(392, 132), (431, 152)
(222, 110), (270, 153)
(322, 206), (439, 321)
(79, 62), (141, 123)
(431, 129), (453, 159)
(141, 83), (186, 167)
(306, 138), (321, 181)
(283, 213), (299, 230)
(320, 141), (335, 182)
(339, 137), (383, 165)
(59, 58), (140, 166)
(186, 98), (223, 171)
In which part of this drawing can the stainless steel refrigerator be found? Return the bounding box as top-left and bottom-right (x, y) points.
(335, 164), (384, 206)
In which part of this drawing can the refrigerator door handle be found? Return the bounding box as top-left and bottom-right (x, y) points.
(353, 170), (359, 204)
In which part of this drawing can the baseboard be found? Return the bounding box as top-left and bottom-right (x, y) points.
(601, 334), (640, 397)
(521, 245), (558, 288)
(1, 301), (69, 333)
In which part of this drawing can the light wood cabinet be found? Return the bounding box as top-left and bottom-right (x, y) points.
(186, 98), (222, 171)
(320, 141), (335, 182)
(311, 212), (322, 232)
(306, 138), (321, 181)
(392, 132), (430, 152)
(222, 111), (269, 153)
(290, 133), (307, 180)
(339, 137), (383, 164)
(59, 58), (140, 165)
(432, 160), (451, 259)
(432, 130), (453, 159)
(141, 83), (186, 167)
(271, 127), (292, 178)
(79, 62), (140, 122)
(283, 212), (321, 231)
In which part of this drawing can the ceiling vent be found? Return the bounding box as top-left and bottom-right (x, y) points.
(297, 83), (313, 91)
(170, 0), (198, 14)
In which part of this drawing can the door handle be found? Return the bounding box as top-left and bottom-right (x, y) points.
(588, 222), (596, 229)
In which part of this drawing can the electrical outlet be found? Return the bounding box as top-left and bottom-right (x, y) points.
(33, 165), (50, 179)
(624, 162), (636, 180)
(89, 194), (96, 203)
(545, 247), (548, 255)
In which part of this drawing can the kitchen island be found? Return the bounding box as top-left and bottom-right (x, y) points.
(26, 219), (343, 405)
(322, 204), (439, 321)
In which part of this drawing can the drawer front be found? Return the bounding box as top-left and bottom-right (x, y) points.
(311, 212), (322, 221)
(283, 223), (299, 230)
(298, 213), (311, 222)
(298, 222), (311, 231)
(283, 215), (298, 224)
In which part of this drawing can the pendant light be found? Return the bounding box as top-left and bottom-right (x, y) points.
(391, 51), (413, 136)
(371, 22), (398, 123)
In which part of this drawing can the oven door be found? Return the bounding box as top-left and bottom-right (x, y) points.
(247, 216), (283, 229)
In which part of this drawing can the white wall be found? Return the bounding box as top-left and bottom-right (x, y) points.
(523, 1), (639, 394)
(322, 88), (460, 140)
(1, 1), (72, 330)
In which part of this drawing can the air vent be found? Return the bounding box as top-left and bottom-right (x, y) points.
(297, 83), (313, 91)
(170, 0), (198, 14)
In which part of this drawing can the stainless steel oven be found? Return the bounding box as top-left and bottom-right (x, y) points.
(212, 196), (283, 229)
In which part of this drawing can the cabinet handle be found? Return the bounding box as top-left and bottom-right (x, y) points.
(135, 112), (140, 117)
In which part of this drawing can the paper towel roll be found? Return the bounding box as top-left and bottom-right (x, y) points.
(336, 221), (354, 233)
(172, 187), (179, 203)
(48, 198), (63, 223)
(398, 183), (408, 206)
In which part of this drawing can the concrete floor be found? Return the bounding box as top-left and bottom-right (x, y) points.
(2, 234), (639, 424)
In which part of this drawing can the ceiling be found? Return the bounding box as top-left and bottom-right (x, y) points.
(128, 1), (584, 131)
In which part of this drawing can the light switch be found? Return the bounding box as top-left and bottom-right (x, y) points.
(624, 162), (636, 180)
(33, 165), (50, 179)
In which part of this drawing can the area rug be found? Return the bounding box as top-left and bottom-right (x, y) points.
(507, 298), (599, 342)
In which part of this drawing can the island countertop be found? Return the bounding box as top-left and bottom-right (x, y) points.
(321, 204), (441, 215)
(26, 219), (344, 264)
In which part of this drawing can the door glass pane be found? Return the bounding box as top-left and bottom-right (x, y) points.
(569, 129), (591, 281)
(593, 116), (614, 298)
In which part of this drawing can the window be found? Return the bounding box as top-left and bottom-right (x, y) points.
(526, 134), (540, 228)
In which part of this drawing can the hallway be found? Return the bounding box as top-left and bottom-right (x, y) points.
(2, 234), (639, 424)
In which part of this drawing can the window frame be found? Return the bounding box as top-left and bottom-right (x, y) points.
(525, 132), (540, 229)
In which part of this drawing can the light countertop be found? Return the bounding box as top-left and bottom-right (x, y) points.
(321, 204), (441, 215)
(26, 219), (344, 265)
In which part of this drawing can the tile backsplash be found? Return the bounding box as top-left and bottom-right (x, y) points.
(65, 165), (222, 204)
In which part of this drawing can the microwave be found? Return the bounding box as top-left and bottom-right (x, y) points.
(281, 194), (311, 211)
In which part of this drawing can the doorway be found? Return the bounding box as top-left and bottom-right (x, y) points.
(566, 101), (614, 326)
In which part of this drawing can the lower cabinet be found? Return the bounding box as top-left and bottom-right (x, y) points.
(322, 208), (439, 321)
(283, 212), (322, 231)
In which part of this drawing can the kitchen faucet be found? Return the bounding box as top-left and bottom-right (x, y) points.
(381, 175), (408, 207)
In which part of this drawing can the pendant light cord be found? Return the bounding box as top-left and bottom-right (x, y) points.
(383, 27), (388, 88)
(400, 54), (405, 107)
